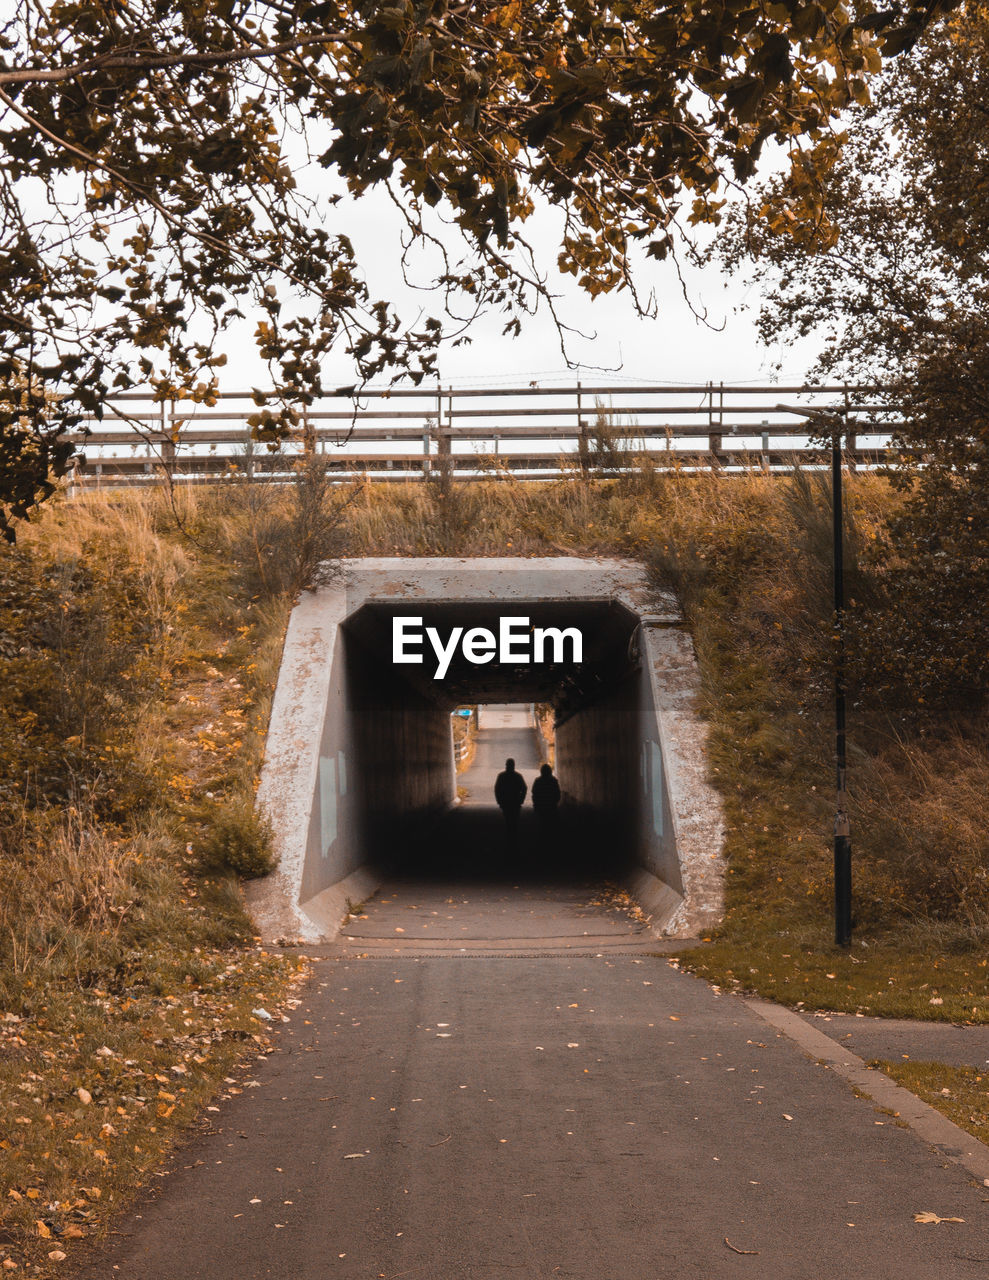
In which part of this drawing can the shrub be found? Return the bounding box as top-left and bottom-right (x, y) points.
(202, 796), (276, 878)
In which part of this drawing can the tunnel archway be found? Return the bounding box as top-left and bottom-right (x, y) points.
(248, 558), (724, 943)
(341, 597), (643, 880)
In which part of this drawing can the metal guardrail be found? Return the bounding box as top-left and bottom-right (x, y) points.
(64, 382), (901, 487)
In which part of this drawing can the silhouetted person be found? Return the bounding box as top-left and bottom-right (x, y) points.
(494, 757), (527, 842)
(531, 763), (561, 834)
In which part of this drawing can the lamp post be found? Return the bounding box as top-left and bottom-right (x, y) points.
(830, 424), (852, 948)
(777, 403), (854, 947)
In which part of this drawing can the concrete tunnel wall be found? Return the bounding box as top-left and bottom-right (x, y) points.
(338, 625), (455, 864)
(248, 559), (724, 943)
(555, 662), (682, 896)
(297, 623), (455, 908)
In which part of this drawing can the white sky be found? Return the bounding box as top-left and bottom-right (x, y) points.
(4, 68), (825, 396)
(217, 179), (821, 393)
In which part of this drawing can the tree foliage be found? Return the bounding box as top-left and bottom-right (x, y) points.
(719, 2), (989, 710)
(0, 0), (954, 537)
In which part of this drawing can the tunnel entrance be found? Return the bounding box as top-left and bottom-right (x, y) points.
(340, 598), (642, 884)
(248, 558), (725, 944)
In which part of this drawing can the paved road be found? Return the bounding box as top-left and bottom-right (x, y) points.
(75, 890), (989, 1280)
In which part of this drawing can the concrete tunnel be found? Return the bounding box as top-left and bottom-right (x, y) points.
(248, 558), (725, 944)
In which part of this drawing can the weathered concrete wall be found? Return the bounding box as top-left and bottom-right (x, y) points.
(638, 623), (725, 935)
(554, 644), (685, 904)
(555, 676), (641, 873)
(298, 627), (357, 905)
(248, 558), (725, 943)
(262, 615), (454, 942)
(249, 587), (348, 943)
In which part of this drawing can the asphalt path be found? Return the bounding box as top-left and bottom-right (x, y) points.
(340, 880), (647, 946)
(74, 933), (989, 1280)
(459, 713), (542, 807)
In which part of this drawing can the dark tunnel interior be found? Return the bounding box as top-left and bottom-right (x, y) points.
(338, 599), (648, 885)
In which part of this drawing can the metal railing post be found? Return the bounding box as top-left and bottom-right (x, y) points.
(422, 386), (436, 480)
(708, 380), (723, 465)
(161, 400), (176, 481)
(577, 379), (590, 476)
(437, 385), (453, 493)
(844, 385), (856, 471)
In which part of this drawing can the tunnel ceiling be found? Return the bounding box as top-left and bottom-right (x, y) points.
(342, 599), (640, 710)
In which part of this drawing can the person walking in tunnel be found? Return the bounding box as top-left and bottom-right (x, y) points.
(531, 762), (561, 834)
(494, 757), (527, 844)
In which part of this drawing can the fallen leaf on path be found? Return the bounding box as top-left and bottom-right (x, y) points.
(724, 1238), (759, 1255)
(914, 1212), (965, 1224)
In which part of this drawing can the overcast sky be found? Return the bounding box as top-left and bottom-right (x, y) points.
(217, 174), (821, 393)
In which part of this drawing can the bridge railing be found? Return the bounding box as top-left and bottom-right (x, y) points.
(62, 382), (903, 487)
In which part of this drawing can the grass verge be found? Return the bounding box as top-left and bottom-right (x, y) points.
(1, 947), (308, 1274)
(0, 488), (304, 1275)
(870, 1060), (989, 1148)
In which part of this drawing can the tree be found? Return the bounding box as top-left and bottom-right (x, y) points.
(0, 0), (954, 538)
(718, 2), (989, 710)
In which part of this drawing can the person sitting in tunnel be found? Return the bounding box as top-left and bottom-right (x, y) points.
(530, 763), (561, 833)
(494, 757), (527, 842)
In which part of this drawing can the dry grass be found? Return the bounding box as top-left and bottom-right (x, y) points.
(869, 1059), (989, 1147)
(0, 487), (304, 1275)
(0, 809), (140, 986)
(856, 735), (989, 937)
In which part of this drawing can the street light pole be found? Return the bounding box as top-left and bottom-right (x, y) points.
(831, 424), (852, 947)
(777, 403), (853, 947)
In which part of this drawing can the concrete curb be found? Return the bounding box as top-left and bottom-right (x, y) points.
(745, 997), (989, 1187)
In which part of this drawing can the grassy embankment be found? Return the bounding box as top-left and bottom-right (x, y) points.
(870, 1060), (988, 1147)
(1, 466), (986, 1272)
(0, 488), (308, 1276)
